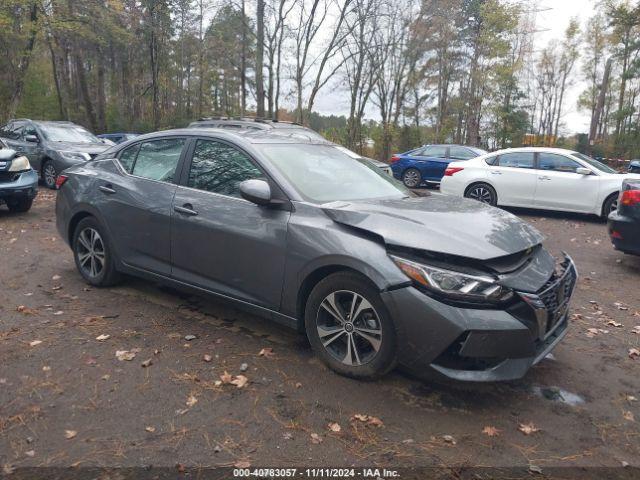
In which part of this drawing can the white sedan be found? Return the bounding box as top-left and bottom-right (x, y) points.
(440, 147), (640, 218)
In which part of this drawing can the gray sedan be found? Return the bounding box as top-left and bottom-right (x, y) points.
(55, 129), (576, 381)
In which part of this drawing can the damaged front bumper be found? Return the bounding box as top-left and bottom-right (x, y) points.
(381, 254), (577, 382)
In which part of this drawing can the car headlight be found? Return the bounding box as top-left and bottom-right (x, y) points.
(390, 255), (513, 304)
(60, 151), (91, 162)
(8, 155), (31, 172)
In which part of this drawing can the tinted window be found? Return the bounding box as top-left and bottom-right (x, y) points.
(131, 138), (185, 182)
(449, 146), (477, 160)
(538, 153), (580, 173)
(1, 122), (24, 140)
(497, 152), (534, 168)
(485, 155), (498, 166)
(187, 140), (264, 197)
(118, 143), (140, 173)
(420, 146), (447, 158)
(572, 152), (616, 173)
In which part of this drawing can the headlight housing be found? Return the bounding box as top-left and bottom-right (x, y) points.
(390, 255), (514, 305)
(8, 155), (31, 172)
(60, 151), (91, 162)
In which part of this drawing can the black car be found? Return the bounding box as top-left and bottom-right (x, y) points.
(0, 139), (38, 213)
(608, 179), (640, 256)
(0, 119), (111, 189)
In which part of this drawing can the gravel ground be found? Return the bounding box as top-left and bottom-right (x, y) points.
(1, 189), (639, 477)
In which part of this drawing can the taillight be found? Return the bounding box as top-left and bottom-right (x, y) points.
(390, 155), (401, 164)
(55, 174), (68, 189)
(444, 167), (464, 176)
(621, 189), (640, 206)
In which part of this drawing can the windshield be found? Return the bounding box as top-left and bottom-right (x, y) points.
(257, 144), (411, 203)
(39, 124), (101, 144)
(572, 152), (618, 174)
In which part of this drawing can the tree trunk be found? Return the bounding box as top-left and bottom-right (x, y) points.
(7, 3), (39, 118)
(256, 0), (265, 118)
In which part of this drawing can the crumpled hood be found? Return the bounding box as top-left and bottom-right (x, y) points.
(49, 142), (109, 155)
(322, 195), (544, 261)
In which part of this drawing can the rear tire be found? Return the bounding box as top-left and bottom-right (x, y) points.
(304, 272), (397, 379)
(42, 160), (57, 189)
(72, 217), (121, 287)
(6, 197), (33, 213)
(465, 182), (498, 206)
(402, 168), (422, 188)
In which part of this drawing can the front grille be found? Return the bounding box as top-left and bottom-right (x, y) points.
(537, 256), (577, 337)
(0, 171), (20, 183)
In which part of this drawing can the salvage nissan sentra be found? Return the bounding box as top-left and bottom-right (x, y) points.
(55, 129), (577, 381)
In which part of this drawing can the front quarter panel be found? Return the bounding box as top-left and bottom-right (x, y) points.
(280, 202), (408, 319)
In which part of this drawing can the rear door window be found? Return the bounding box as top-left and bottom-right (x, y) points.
(449, 146), (477, 160)
(420, 146), (448, 158)
(129, 138), (185, 182)
(497, 152), (534, 169)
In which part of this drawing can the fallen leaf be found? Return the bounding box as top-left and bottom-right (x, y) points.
(518, 422), (540, 435)
(16, 305), (37, 315)
(145, 426), (156, 433)
(367, 416), (384, 427)
(328, 422), (341, 433)
(95, 334), (110, 341)
(42, 366), (51, 372)
(220, 371), (233, 384)
(64, 430), (77, 439)
(350, 414), (383, 427)
(25, 450), (35, 458)
(629, 348), (640, 359)
(623, 411), (635, 422)
(258, 347), (274, 357)
(52, 311), (64, 316)
(234, 460), (251, 469)
(482, 426), (500, 437)
(115, 350), (136, 361)
(203, 354), (212, 362)
(231, 375), (248, 388)
(607, 320), (623, 328)
(626, 395), (637, 402)
(529, 464), (543, 474)
(631, 326), (640, 334)
(3, 464), (15, 475)
(310, 433), (323, 444)
(52, 275), (61, 281)
(186, 395), (198, 407)
(29, 340), (42, 347)
(141, 358), (153, 368)
(442, 435), (456, 445)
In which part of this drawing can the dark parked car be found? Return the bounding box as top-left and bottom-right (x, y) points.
(608, 179), (640, 256)
(56, 128), (576, 381)
(98, 133), (140, 145)
(629, 160), (640, 174)
(390, 144), (487, 188)
(0, 119), (111, 189)
(0, 139), (38, 213)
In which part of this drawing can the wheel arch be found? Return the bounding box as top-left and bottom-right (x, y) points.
(464, 180), (498, 199)
(601, 190), (620, 217)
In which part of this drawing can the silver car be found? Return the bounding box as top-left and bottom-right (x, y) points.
(55, 128), (576, 381)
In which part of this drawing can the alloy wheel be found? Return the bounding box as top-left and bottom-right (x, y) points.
(316, 290), (382, 366)
(76, 227), (106, 279)
(43, 163), (57, 188)
(468, 186), (494, 204)
(403, 170), (420, 188)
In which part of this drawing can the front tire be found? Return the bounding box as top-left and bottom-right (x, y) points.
(402, 168), (422, 188)
(42, 161), (57, 189)
(304, 272), (397, 379)
(6, 197), (33, 213)
(602, 193), (618, 219)
(465, 182), (498, 206)
(72, 217), (121, 287)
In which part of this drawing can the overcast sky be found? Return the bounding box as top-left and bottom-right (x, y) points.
(310, 0), (598, 135)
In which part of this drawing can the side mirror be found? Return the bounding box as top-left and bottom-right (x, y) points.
(576, 167), (592, 176)
(25, 135), (39, 143)
(239, 179), (273, 206)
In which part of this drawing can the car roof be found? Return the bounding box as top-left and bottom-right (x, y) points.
(487, 147), (578, 156)
(125, 127), (333, 145)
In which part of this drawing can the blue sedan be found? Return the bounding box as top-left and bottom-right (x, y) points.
(390, 144), (487, 188)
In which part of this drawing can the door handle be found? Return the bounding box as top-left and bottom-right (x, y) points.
(174, 204), (198, 216)
(490, 170), (502, 175)
(538, 176), (551, 181)
(99, 184), (116, 194)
